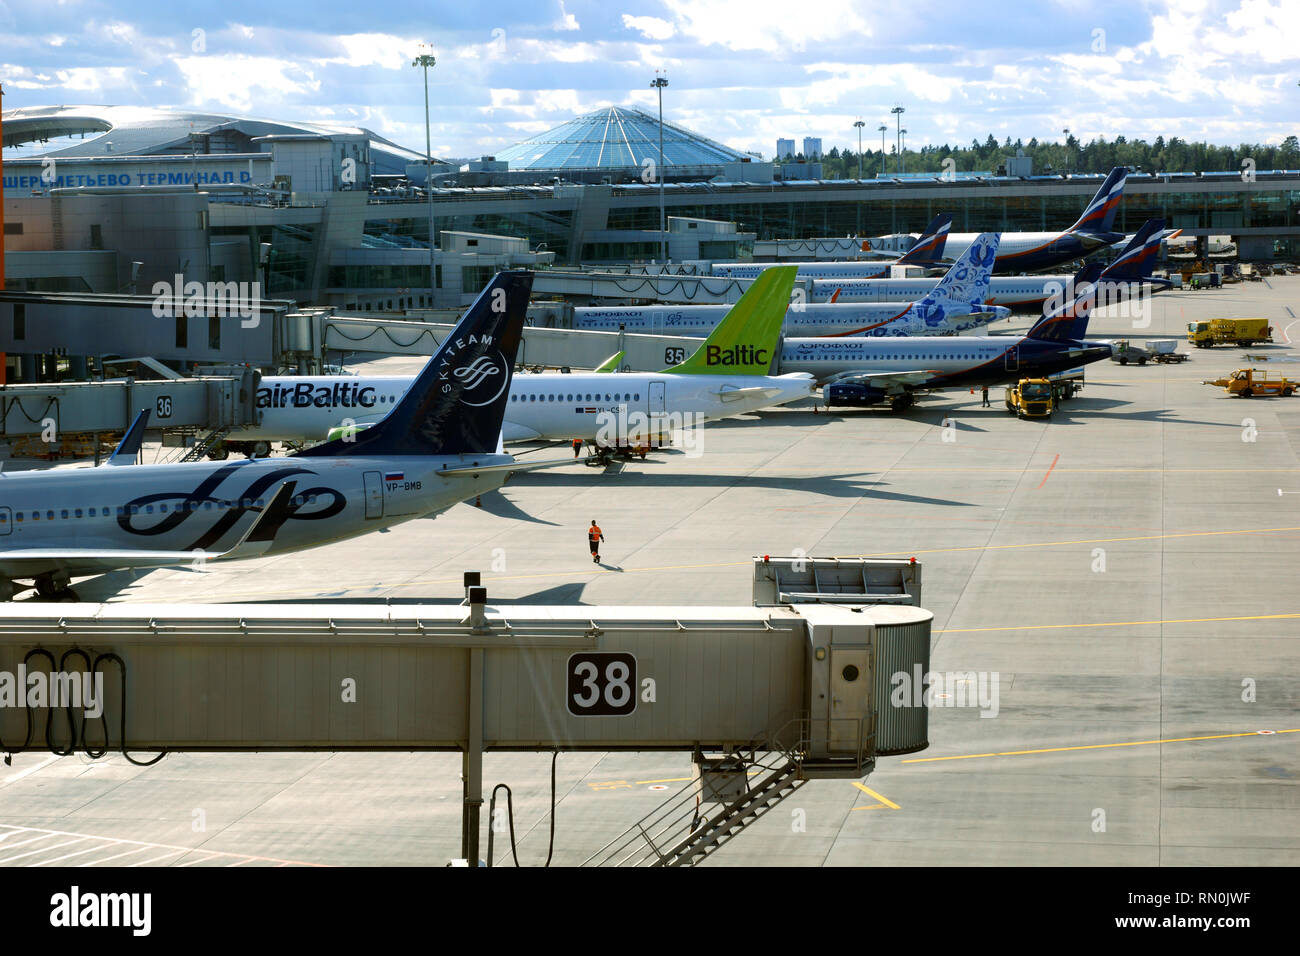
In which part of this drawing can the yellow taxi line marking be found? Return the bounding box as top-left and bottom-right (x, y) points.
(901, 728), (1300, 764)
(851, 803), (888, 812)
(852, 782), (900, 809)
(935, 611), (1300, 634)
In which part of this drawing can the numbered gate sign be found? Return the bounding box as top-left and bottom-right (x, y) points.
(567, 652), (637, 717)
(156, 395), (173, 419)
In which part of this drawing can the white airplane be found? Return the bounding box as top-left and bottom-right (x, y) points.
(778, 264), (1113, 412)
(939, 167), (1128, 273)
(816, 219), (1171, 313)
(709, 214), (952, 280)
(225, 267), (814, 454)
(0, 271), (561, 602)
(569, 233), (1009, 337)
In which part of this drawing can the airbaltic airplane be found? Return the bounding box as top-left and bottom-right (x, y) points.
(568, 233), (1009, 338)
(709, 213), (952, 280)
(938, 167), (1129, 273)
(226, 266), (813, 450)
(815, 218), (1169, 313)
(777, 265), (1112, 411)
(0, 271), (553, 601)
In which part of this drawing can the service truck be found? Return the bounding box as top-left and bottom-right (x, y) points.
(1187, 318), (1273, 348)
(1005, 378), (1055, 418)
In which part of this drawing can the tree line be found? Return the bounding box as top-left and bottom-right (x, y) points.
(779, 134), (1300, 177)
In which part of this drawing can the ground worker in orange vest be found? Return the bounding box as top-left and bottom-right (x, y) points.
(572, 437), (583, 458)
(588, 520), (604, 563)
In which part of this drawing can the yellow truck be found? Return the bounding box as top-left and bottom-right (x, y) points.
(1187, 318), (1273, 348)
(1005, 378), (1055, 418)
(1203, 368), (1296, 398)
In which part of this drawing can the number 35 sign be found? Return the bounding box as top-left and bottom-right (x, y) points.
(567, 652), (637, 717)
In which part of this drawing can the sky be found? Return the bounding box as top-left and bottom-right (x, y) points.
(0, 0), (1296, 161)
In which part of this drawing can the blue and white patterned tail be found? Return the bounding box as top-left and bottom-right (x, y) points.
(908, 232), (999, 329)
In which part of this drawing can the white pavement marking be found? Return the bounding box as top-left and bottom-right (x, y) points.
(3, 754), (62, 784)
(0, 823), (323, 867)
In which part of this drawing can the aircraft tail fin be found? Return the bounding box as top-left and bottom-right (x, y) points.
(895, 213), (952, 265)
(1026, 263), (1102, 342)
(664, 266), (795, 375)
(1069, 166), (1127, 234)
(296, 271), (532, 458)
(910, 232), (1000, 325)
(1099, 218), (1165, 283)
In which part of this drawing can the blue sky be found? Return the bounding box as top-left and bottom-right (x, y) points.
(0, 0), (1295, 160)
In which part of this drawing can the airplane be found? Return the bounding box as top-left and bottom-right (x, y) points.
(224, 267), (814, 457)
(0, 271), (557, 602)
(775, 264), (1112, 412)
(568, 233), (1009, 338)
(815, 218), (1170, 314)
(708, 213), (952, 281)
(939, 167), (1129, 273)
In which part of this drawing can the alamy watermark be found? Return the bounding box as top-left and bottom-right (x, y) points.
(151, 273), (262, 328)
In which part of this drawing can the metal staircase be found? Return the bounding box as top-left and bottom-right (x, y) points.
(582, 717), (871, 867)
(156, 425), (232, 464)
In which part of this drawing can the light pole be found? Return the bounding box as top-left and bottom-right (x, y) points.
(891, 105), (904, 175)
(651, 72), (669, 263)
(878, 124), (887, 177)
(1062, 127), (1071, 175)
(900, 129), (907, 174)
(412, 45), (437, 298)
(853, 120), (865, 180)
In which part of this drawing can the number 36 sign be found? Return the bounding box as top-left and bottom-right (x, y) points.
(567, 652), (637, 716)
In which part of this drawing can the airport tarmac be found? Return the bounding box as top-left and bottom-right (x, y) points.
(1, 278), (1297, 867)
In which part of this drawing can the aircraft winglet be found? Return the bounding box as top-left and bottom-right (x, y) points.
(104, 408), (150, 466)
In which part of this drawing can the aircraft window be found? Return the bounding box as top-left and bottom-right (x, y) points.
(204, 501), (213, 510)
(635, 393), (640, 401)
(604, 394), (611, 402)
(566, 394), (573, 401)
(160, 504), (168, 513)
(119, 506), (127, 516)
(529, 394), (536, 402)
(60, 509), (69, 519)
(47, 510), (54, 520)
(145, 505), (154, 513)
(32, 513), (39, 521)
(309, 495), (318, 503)
(75, 508), (83, 518)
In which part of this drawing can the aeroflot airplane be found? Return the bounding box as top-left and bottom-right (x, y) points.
(226, 266), (813, 449)
(568, 233), (1009, 338)
(777, 264), (1112, 411)
(709, 213), (952, 281)
(0, 271), (557, 601)
(938, 167), (1129, 273)
(815, 218), (1169, 314)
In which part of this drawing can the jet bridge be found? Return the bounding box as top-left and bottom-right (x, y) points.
(0, 587), (931, 865)
(321, 314), (707, 372)
(0, 371), (261, 440)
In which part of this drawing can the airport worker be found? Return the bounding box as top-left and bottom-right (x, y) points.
(981, 385), (990, 407)
(588, 520), (604, 563)
(572, 438), (583, 458)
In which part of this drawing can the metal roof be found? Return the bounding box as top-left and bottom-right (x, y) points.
(494, 106), (747, 171)
(1, 104), (430, 175)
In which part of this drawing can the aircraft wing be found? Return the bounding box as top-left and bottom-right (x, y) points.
(0, 482), (298, 579)
(822, 369), (939, 392)
(501, 421), (543, 442)
(436, 458), (573, 477)
(715, 385), (789, 403)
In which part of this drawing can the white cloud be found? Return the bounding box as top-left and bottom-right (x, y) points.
(621, 15), (675, 41)
(312, 33), (417, 70)
(554, 1), (580, 31)
(172, 54), (320, 113)
(661, 0), (869, 52)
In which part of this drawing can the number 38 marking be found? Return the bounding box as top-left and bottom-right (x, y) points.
(567, 652), (637, 716)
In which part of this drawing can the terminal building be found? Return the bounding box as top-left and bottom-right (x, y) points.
(4, 103), (1298, 318)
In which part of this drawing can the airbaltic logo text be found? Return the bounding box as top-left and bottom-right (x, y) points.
(50, 886), (151, 937)
(0, 667), (103, 718)
(151, 274), (262, 328)
(257, 382), (377, 410)
(706, 345), (769, 366)
(890, 666), (1000, 718)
